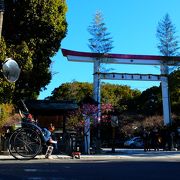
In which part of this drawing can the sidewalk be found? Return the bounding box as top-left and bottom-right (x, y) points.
(1, 149), (180, 160)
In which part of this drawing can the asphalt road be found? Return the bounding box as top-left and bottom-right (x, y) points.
(0, 158), (180, 180)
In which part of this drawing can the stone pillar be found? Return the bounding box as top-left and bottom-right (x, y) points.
(93, 59), (101, 153)
(160, 64), (171, 125)
(93, 59), (101, 125)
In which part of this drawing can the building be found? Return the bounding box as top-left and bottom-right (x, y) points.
(25, 100), (79, 132)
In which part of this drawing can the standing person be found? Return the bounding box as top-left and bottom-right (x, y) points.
(161, 126), (168, 151)
(143, 128), (150, 152)
(42, 127), (57, 144)
(43, 125), (57, 159)
(151, 127), (160, 151)
(47, 123), (58, 154)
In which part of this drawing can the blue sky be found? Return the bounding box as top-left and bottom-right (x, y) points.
(39, 0), (180, 99)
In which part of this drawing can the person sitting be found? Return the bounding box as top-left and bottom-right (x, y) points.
(19, 110), (57, 144)
(42, 127), (57, 144)
(48, 123), (55, 133)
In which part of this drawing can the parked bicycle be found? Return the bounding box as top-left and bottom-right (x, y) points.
(8, 100), (55, 160)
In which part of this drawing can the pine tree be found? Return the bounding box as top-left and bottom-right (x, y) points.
(88, 11), (113, 54)
(156, 13), (179, 57)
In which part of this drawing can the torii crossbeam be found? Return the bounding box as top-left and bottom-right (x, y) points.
(62, 49), (180, 65)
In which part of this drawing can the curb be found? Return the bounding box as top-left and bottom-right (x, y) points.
(1, 149), (180, 160)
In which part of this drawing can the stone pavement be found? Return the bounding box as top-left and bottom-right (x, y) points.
(1, 149), (180, 160)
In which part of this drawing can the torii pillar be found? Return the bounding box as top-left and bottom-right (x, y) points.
(62, 49), (180, 152)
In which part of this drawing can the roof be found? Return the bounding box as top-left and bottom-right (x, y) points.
(25, 100), (79, 115)
(62, 48), (164, 60)
(61, 49), (180, 66)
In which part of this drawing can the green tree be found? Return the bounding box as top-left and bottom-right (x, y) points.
(137, 86), (162, 115)
(156, 13), (179, 57)
(101, 82), (141, 111)
(169, 68), (180, 113)
(48, 82), (93, 103)
(0, 37), (6, 61)
(0, 103), (15, 131)
(0, 37), (16, 103)
(135, 70), (180, 115)
(2, 0), (67, 101)
(48, 81), (141, 110)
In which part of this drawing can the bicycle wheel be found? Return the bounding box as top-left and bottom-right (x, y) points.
(9, 128), (42, 160)
(8, 128), (22, 159)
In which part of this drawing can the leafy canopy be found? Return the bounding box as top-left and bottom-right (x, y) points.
(2, 0), (67, 101)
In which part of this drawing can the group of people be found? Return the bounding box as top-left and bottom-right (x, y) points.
(142, 126), (178, 152)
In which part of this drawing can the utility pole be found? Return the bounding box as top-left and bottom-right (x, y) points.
(0, 0), (4, 38)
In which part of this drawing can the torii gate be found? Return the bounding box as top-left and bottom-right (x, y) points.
(62, 48), (180, 153)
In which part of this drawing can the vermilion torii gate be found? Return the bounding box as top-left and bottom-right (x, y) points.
(62, 48), (180, 125)
(62, 49), (180, 154)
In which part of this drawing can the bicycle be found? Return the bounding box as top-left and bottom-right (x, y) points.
(8, 100), (51, 160)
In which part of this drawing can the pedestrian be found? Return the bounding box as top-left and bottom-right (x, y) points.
(160, 126), (168, 151)
(42, 124), (57, 159)
(151, 127), (160, 151)
(48, 123), (58, 152)
(142, 128), (150, 152)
